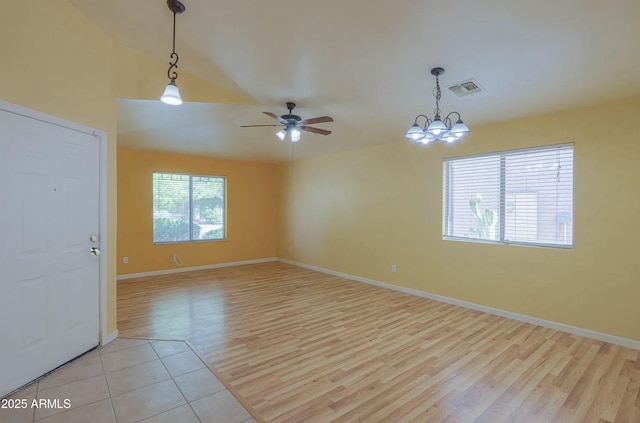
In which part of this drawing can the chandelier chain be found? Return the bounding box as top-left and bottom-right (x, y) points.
(434, 74), (442, 117)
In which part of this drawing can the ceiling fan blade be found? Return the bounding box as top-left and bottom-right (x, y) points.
(301, 126), (332, 136)
(240, 124), (281, 127)
(263, 112), (287, 124)
(301, 116), (334, 125)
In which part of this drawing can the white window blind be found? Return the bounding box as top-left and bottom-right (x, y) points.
(443, 144), (574, 248)
(153, 172), (226, 243)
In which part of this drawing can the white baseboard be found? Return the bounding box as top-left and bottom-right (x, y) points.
(117, 257), (277, 281)
(277, 258), (640, 351)
(102, 330), (118, 346)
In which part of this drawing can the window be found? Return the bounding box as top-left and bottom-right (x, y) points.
(153, 172), (226, 243)
(443, 144), (574, 248)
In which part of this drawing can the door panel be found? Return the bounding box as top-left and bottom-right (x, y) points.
(0, 109), (100, 397)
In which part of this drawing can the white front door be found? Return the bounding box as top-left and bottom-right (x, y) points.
(0, 109), (100, 397)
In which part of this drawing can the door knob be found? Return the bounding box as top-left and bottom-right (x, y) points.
(90, 247), (101, 256)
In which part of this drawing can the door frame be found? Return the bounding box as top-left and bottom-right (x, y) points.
(0, 99), (110, 345)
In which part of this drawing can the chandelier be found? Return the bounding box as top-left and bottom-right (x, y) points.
(405, 67), (470, 144)
(160, 0), (186, 106)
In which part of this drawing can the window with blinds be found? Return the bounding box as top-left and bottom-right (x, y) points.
(152, 172), (226, 243)
(443, 144), (574, 248)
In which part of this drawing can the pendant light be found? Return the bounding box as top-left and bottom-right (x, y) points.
(405, 67), (470, 144)
(160, 0), (186, 105)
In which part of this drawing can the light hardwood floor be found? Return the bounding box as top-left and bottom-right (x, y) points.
(117, 262), (640, 423)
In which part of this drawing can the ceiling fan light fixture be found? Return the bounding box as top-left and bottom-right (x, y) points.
(276, 129), (287, 140)
(161, 80), (183, 105)
(405, 67), (470, 145)
(290, 128), (302, 142)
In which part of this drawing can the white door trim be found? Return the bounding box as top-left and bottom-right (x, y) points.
(0, 99), (110, 346)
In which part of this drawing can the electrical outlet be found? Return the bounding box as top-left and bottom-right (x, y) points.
(123, 257), (128, 264)
(288, 245), (292, 253)
(391, 264), (397, 273)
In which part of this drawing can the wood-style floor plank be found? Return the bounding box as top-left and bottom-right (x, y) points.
(117, 262), (640, 422)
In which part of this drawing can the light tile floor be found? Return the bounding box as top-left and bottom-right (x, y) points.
(1, 338), (256, 423)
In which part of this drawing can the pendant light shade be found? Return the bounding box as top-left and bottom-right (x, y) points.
(161, 80), (183, 105)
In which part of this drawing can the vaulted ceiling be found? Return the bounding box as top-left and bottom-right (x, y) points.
(71, 0), (640, 162)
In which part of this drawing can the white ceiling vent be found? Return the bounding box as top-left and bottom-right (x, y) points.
(447, 79), (483, 97)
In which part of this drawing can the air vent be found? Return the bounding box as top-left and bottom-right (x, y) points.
(447, 79), (483, 97)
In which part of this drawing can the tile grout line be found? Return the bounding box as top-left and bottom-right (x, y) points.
(108, 340), (202, 423)
(99, 340), (127, 423)
(32, 385), (111, 422)
(99, 339), (151, 357)
(35, 351), (101, 393)
(149, 338), (256, 422)
(17, 338), (255, 423)
(184, 339), (263, 423)
(150, 341), (203, 423)
(99, 341), (162, 376)
(108, 340), (177, 423)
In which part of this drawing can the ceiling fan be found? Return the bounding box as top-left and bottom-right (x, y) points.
(241, 102), (333, 142)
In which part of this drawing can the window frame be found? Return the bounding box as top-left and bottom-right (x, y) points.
(152, 171), (227, 244)
(442, 143), (574, 249)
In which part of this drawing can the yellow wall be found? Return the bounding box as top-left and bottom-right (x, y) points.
(1, 1), (119, 334)
(5, 1), (637, 343)
(117, 149), (278, 274)
(2, 1), (252, 335)
(278, 95), (640, 341)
